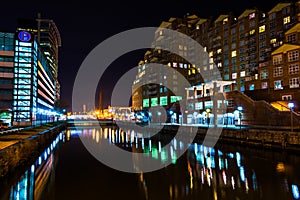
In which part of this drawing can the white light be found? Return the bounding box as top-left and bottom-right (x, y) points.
(237, 106), (243, 111)
(288, 102), (295, 109)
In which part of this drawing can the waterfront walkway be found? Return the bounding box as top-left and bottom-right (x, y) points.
(0, 122), (65, 151)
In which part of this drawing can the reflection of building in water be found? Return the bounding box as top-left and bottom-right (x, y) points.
(9, 132), (64, 200)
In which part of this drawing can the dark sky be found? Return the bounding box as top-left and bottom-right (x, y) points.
(0, 0), (292, 110)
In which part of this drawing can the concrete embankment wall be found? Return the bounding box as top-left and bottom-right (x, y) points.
(0, 122), (67, 178)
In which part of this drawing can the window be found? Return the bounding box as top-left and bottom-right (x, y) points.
(217, 49), (222, 54)
(249, 29), (255, 35)
(259, 25), (265, 33)
(262, 82), (268, 89)
(289, 63), (299, 75)
(274, 67), (283, 77)
(195, 102), (203, 110)
(239, 25), (244, 32)
(270, 38), (277, 44)
(231, 50), (237, 57)
(287, 34), (296, 43)
(249, 13), (255, 19)
(232, 73), (237, 79)
(259, 33), (266, 40)
(290, 77), (299, 88)
(282, 95), (292, 101)
(231, 28), (236, 35)
(250, 84), (255, 91)
(260, 69), (268, 79)
(231, 43), (236, 50)
(269, 13), (276, 20)
(288, 50), (299, 62)
(240, 71), (245, 77)
(273, 54), (282, 65)
(173, 63), (177, 68)
(274, 80), (283, 90)
(250, 21), (256, 28)
(283, 16), (290, 25)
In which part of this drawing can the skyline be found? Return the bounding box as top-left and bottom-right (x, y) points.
(0, 0), (293, 110)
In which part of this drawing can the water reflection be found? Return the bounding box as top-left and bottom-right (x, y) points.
(9, 132), (65, 200)
(6, 127), (300, 200)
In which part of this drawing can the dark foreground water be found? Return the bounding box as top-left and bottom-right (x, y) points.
(1, 127), (300, 200)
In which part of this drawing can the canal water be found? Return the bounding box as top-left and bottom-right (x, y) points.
(1, 126), (300, 200)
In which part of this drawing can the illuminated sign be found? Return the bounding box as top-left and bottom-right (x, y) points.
(171, 96), (182, 103)
(18, 31), (31, 42)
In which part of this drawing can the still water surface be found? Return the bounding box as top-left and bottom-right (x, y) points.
(1, 127), (300, 200)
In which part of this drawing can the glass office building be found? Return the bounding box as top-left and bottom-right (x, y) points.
(13, 30), (57, 126)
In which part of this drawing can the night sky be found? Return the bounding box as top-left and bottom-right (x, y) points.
(0, 0), (292, 110)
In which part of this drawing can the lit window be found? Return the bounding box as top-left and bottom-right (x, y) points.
(270, 38), (277, 44)
(274, 80), (283, 90)
(274, 67), (283, 77)
(210, 64), (214, 70)
(290, 77), (300, 88)
(249, 84), (255, 90)
(209, 58), (214, 63)
(283, 16), (290, 24)
(232, 73), (237, 79)
(209, 51), (213, 57)
(217, 49), (222, 54)
(249, 13), (255, 19)
(260, 69), (268, 79)
(273, 54), (283, 65)
(288, 50), (299, 62)
(173, 63), (177, 68)
(231, 51), (237, 57)
(240, 71), (245, 77)
(223, 18), (228, 24)
(259, 25), (265, 33)
(159, 30), (163, 36)
(217, 62), (222, 68)
(196, 25), (200, 30)
(262, 82), (268, 89)
(289, 63), (299, 75)
(179, 63), (183, 68)
(249, 29), (255, 35)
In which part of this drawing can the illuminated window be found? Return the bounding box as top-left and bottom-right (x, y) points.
(231, 51), (237, 57)
(195, 102), (203, 110)
(159, 30), (163, 35)
(273, 54), (282, 65)
(209, 64), (214, 70)
(289, 63), (299, 75)
(232, 73), (237, 79)
(262, 82), (268, 89)
(288, 50), (299, 62)
(249, 13), (255, 19)
(240, 71), (245, 77)
(217, 49), (222, 54)
(283, 16), (290, 24)
(290, 77), (299, 88)
(249, 84), (255, 91)
(179, 63), (183, 68)
(170, 96), (182, 103)
(249, 29), (255, 35)
(260, 69), (268, 79)
(270, 38), (277, 44)
(217, 62), (222, 68)
(223, 18), (228, 24)
(151, 98), (158, 106)
(143, 99), (149, 107)
(173, 63), (177, 68)
(259, 25), (265, 33)
(274, 80), (283, 90)
(196, 25), (200, 29)
(274, 67), (283, 77)
(160, 96), (168, 106)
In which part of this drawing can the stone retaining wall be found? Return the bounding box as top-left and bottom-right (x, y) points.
(0, 123), (67, 178)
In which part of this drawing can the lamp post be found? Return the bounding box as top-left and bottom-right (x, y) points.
(237, 106), (243, 130)
(288, 102), (295, 132)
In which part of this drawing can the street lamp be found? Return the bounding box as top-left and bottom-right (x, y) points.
(288, 102), (295, 132)
(237, 106), (243, 129)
